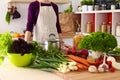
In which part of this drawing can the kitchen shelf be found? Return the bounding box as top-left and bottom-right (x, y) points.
(7, 0), (70, 4)
(74, 10), (120, 36)
(75, 10), (120, 14)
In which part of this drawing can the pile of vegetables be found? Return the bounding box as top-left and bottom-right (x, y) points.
(78, 31), (117, 53)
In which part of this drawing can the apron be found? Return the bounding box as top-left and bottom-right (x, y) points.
(33, 2), (59, 43)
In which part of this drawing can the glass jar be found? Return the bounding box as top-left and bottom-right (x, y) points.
(116, 23), (120, 36)
(86, 22), (92, 33)
(101, 4), (106, 10)
(107, 22), (112, 34)
(94, 5), (99, 11)
(101, 22), (107, 33)
(73, 32), (84, 47)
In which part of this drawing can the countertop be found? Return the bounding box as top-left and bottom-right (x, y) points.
(1, 61), (120, 80)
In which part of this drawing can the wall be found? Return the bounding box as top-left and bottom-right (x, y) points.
(0, 0), (80, 34)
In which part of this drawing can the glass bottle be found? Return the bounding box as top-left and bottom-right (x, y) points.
(107, 22), (112, 34)
(116, 23), (120, 36)
(73, 32), (84, 47)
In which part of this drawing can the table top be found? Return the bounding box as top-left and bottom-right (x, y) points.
(1, 63), (120, 80)
(1, 58), (120, 80)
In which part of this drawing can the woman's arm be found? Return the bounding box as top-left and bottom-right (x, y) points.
(25, 31), (32, 41)
(25, 1), (39, 41)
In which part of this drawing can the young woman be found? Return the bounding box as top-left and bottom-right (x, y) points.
(25, 0), (64, 43)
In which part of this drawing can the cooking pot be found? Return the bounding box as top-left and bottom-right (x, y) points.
(41, 34), (61, 50)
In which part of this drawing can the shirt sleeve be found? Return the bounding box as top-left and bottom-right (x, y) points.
(52, 3), (62, 33)
(26, 2), (38, 32)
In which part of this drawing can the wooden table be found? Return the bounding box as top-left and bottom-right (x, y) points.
(0, 62), (120, 80)
(56, 70), (120, 80)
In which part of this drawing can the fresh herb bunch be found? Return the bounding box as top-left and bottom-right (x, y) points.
(29, 41), (69, 71)
(8, 38), (34, 56)
(109, 47), (120, 55)
(78, 31), (117, 53)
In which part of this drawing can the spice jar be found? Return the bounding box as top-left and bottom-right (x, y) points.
(73, 32), (84, 47)
(94, 5), (99, 11)
(101, 22), (107, 33)
(116, 23), (120, 36)
(101, 4), (106, 10)
(86, 22), (92, 33)
(107, 22), (112, 34)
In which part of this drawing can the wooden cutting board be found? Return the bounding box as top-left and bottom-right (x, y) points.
(56, 70), (120, 80)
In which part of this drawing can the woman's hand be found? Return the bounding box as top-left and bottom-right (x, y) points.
(60, 41), (72, 51)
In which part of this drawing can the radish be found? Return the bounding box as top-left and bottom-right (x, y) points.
(77, 49), (89, 59)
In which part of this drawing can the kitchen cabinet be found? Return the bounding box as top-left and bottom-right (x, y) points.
(74, 10), (120, 36)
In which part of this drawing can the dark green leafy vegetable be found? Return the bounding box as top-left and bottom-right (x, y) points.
(108, 47), (120, 55)
(8, 38), (34, 56)
(5, 11), (11, 24)
(78, 31), (117, 53)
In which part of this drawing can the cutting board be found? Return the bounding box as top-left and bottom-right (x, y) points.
(56, 70), (120, 80)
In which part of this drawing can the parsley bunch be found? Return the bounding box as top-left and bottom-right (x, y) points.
(78, 31), (118, 53)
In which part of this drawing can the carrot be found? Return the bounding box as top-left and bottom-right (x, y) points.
(87, 60), (96, 65)
(76, 62), (88, 70)
(67, 55), (90, 67)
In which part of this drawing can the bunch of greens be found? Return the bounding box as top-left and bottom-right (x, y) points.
(0, 32), (12, 57)
(108, 47), (120, 55)
(0, 32), (12, 64)
(78, 31), (117, 53)
(29, 41), (69, 72)
(64, 4), (72, 13)
(80, 0), (94, 6)
(8, 38), (34, 56)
